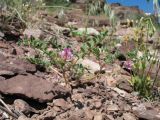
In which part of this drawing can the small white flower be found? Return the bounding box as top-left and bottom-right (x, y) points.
(137, 51), (143, 59)
(115, 43), (122, 48)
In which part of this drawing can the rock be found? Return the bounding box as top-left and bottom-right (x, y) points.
(0, 41), (9, 49)
(0, 31), (4, 40)
(94, 101), (102, 109)
(122, 113), (137, 120)
(0, 59), (36, 76)
(0, 53), (7, 62)
(0, 70), (15, 76)
(12, 59), (36, 73)
(85, 109), (95, 120)
(71, 93), (84, 106)
(107, 104), (119, 111)
(0, 63), (25, 76)
(115, 28), (133, 37)
(14, 99), (37, 115)
(133, 107), (160, 120)
(0, 76), (5, 80)
(23, 28), (43, 39)
(123, 104), (131, 111)
(12, 46), (24, 56)
(112, 87), (131, 98)
(78, 59), (100, 74)
(53, 98), (71, 109)
(106, 76), (117, 87)
(93, 113), (104, 120)
(18, 116), (31, 120)
(75, 28), (100, 36)
(0, 74), (70, 103)
(110, 3), (144, 20)
(143, 102), (152, 110)
(116, 79), (133, 93)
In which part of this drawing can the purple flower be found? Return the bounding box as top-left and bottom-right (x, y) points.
(123, 60), (134, 70)
(59, 48), (73, 61)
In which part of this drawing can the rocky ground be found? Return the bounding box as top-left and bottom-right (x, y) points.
(0, 2), (160, 120)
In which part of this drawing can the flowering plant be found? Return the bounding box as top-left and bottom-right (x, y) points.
(59, 48), (73, 61)
(123, 60), (134, 71)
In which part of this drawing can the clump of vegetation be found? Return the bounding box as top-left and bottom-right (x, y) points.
(123, 17), (160, 99)
(18, 37), (85, 85)
(0, 0), (45, 24)
(86, 0), (105, 15)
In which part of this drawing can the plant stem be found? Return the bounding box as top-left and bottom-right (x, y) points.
(62, 69), (68, 85)
(146, 50), (158, 77)
(0, 105), (18, 119)
(152, 60), (160, 89)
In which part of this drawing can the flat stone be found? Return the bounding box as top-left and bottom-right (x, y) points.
(94, 101), (102, 109)
(12, 59), (36, 73)
(14, 99), (37, 115)
(94, 113), (104, 120)
(0, 53), (7, 62)
(133, 106), (160, 120)
(18, 116), (32, 120)
(78, 59), (100, 74)
(23, 29), (43, 39)
(123, 113), (137, 120)
(85, 109), (95, 120)
(53, 98), (71, 109)
(0, 76), (5, 80)
(0, 59), (36, 75)
(116, 79), (133, 93)
(76, 28), (100, 35)
(107, 104), (119, 111)
(0, 74), (70, 103)
(0, 70), (15, 76)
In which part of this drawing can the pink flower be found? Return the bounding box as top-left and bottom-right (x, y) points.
(123, 60), (134, 70)
(59, 48), (73, 61)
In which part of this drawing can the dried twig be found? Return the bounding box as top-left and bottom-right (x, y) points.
(0, 105), (18, 119)
(0, 98), (19, 119)
(0, 98), (12, 113)
(50, 67), (63, 77)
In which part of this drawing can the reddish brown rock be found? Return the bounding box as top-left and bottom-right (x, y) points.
(0, 53), (7, 62)
(14, 99), (37, 115)
(133, 107), (160, 120)
(0, 58), (36, 76)
(53, 98), (71, 109)
(12, 59), (36, 73)
(0, 74), (70, 103)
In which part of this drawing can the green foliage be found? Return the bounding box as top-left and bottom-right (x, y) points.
(18, 37), (48, 50)
(18, 38), (85, 84)
(125, 17), (160, 99)
(130, 75), (152, 98)
(27, 57), (51, 68)
(139, 17), (156, 37)
(104, 4), (117, 27)
(79, 30), (117, 72)
(0, 0), (45, 23)
(127, 50), (154, 98)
